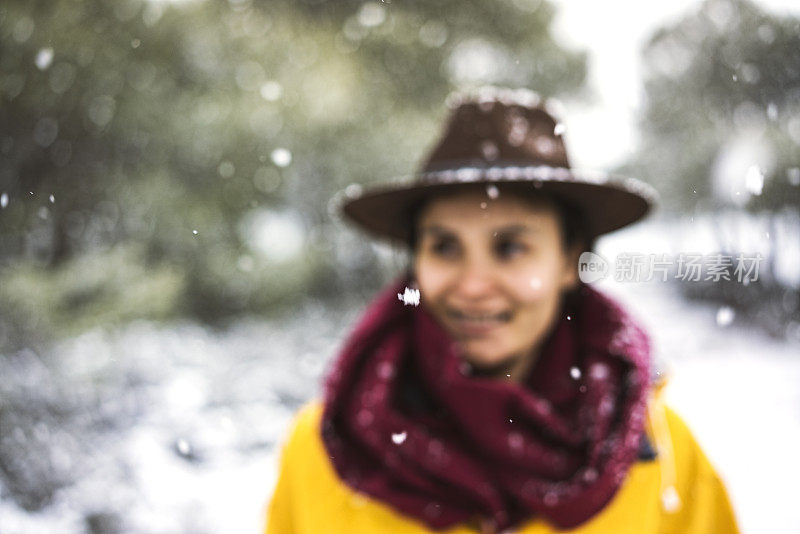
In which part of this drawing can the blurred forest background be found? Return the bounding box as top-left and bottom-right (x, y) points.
(1, 0), (800, 532)
(1, 0), (799, 348)
(2, 0), (588, 348)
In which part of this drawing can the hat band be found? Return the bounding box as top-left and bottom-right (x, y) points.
(418, 162), (583, 186)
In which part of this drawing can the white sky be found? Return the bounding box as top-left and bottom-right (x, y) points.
(549, 0), (800, 171)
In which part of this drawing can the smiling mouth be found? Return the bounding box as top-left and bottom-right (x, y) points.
(446, 308), (513, 334)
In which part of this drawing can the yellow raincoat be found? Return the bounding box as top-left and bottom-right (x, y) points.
(264, 383), (740, 534)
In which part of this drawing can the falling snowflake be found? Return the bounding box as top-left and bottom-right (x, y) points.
(398, 287), (420, 306)
(35, 47), (54, 70)
(271, 148), (292, 168)
(661, 486), (682, 513)
(175, 438), (191, 456)
(391, 431), (407, 445)
(715, 306), (735, 327)
(570, 366), (582, 380)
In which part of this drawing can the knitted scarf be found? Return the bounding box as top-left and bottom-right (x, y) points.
(321, 276), (651, 531)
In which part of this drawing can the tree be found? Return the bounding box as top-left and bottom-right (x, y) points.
(626, 0), (800, 335)
(0, 0), (588, 324)
(627, 0), (800, 212)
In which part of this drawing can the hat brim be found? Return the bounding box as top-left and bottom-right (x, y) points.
(338, 167), (657, 247)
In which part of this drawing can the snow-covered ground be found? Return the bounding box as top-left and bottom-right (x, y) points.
(602, 280), (800, 534)
(1, 267), (798, 533)
(596, 221), (800, 534)
(0, 304), (359, 534)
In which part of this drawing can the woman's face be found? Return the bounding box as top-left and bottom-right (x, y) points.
(413, 187), (581, 378)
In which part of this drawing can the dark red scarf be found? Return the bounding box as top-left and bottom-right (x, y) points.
(321, 275), (651, 531)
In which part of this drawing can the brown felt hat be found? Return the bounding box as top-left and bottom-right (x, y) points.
(338, 87), (657, 247)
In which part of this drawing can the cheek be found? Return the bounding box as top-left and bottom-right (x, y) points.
(512, 261), (565, 301)
(414, 258), (450, 300)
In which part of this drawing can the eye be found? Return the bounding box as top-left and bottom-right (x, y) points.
(431, 238), (459, 258)
(494, 239), (527, 259)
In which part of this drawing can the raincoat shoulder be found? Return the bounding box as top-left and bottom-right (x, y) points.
(264, 396), (739, 534)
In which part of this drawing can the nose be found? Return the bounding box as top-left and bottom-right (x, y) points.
(453, 257), (497, 299)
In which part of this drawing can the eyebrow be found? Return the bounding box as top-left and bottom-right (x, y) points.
(419, 224), (538, 237)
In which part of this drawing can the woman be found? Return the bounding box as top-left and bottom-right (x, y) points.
(265, 88), (739, 533)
